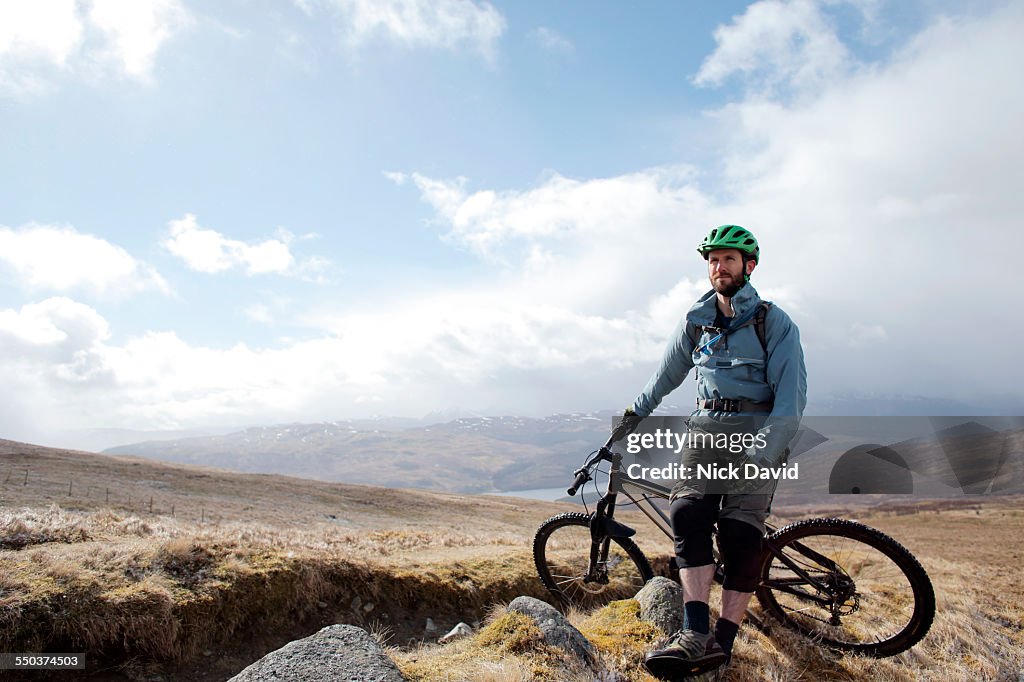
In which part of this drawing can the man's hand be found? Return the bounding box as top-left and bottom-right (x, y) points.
(611, 407), (644, 443)
(728, 452), (774, 495)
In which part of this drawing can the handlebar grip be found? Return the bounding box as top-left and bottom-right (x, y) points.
(567, 469), (589, 497)
(608, 413), (642, 447)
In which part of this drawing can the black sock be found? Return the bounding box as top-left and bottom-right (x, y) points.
(714, 618), (740, 661)
(683, 601), (710, 634)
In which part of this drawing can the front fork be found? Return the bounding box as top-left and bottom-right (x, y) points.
(585, 450), (622, 584)
(586, 497), (617, 584)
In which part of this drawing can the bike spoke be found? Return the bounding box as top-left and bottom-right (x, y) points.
(537, 515), (650, 611)
(764, 529), (919, 649)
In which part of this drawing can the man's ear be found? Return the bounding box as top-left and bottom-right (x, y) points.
(746, 259), (757, 276)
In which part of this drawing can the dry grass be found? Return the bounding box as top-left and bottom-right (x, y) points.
(393, 607), (595, 681)
(0, 502), (560, 678)
(3, 440), (1023, 680)
(389, 499), (1024, 682)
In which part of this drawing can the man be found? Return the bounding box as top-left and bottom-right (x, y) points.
(623, 225), (807, 679)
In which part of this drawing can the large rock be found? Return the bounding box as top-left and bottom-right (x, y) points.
(634, 576), (684, 635)
(507, 596), (596, 664)
(228, 624), (406, 682)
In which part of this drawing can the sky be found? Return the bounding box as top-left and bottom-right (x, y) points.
(1, 0), (1023, 445)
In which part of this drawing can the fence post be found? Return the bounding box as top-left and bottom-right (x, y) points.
(24, 468), (29, 486)
(171, 504), (175, 517)
(106, 488), (110, 504)
(149, 496), (153, 513)
(201, 507), (205, 523)
(68, 480), (73, 496)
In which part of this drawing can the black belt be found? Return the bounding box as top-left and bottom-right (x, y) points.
(697, 398), (773, 413)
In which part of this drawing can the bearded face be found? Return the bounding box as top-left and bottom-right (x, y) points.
(706, 249), (755, 297)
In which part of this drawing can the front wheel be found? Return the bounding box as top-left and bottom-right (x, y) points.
(533, 512), (654, 610)
(756, 518), (935, 657)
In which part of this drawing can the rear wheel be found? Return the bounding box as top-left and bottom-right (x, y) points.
(755, 518), (934, 657)
(533, 512), (653, 610)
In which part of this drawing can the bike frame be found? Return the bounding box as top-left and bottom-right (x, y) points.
(583, 447), (854, 627)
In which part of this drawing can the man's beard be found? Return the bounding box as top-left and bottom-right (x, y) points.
(712, 275), (744, 298)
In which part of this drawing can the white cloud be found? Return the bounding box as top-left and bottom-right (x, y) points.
(5, 4), (1024, 437)
(533, 26), (574, 54)
(694, 0), (853, 93)
(391, 3), (1024, 406)
(0, 0), (83, 94)
(87, 0), (193, 79)
(405, 167), (706, 260)
(0, 298), (112, 387)
(0, 0), (191, 95)
(391, 167), (724, 325)
(0, 223), (170, 297)
(303, 0), (505, 62)
(0, 2), (83, 65)
(0, 283), (694, 436)
(162, 214), (330, 280)
(696, 2), (1024, 397)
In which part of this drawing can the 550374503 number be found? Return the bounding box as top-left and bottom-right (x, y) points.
(0, 653), (85, 670)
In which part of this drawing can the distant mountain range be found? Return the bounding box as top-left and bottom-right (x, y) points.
(99, 401), (1024, 498)
(103, 413), (622, 494)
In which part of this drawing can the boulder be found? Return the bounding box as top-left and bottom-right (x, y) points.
(228, 624), (406, 682)
(634, 576), (684, 635)
(507, 596), (596, 664)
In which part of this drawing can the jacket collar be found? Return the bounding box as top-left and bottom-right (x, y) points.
(686, 282), (762, 327)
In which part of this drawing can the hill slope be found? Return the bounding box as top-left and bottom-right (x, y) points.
(3, 440), (1022, 681)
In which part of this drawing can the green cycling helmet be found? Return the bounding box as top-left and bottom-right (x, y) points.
(697, 224), (760, 262)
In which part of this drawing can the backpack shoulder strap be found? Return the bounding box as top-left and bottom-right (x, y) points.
(684, 320), (704, 347)
(754, 302), (772, 353)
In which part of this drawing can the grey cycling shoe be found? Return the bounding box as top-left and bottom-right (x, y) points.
(642, 629), (727, 680)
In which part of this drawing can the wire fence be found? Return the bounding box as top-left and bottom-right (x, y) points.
(1, 465), (220, 524)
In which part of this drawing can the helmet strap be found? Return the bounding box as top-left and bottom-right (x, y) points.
(741, 255), (754, 284)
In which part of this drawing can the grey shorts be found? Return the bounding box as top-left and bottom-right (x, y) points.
(668, 444), (778, 534)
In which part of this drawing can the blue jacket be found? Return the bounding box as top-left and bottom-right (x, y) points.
(631, 282), (807, 463)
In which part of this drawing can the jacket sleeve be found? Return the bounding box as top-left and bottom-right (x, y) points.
(631, 318), (696, 417)
(759, 306), (807, 464)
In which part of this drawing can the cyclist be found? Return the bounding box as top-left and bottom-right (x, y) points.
(621, 225), (807, 678)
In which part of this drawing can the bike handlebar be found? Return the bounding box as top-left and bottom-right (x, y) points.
(606, 424), (629, 449)
(566, 468), (590, 496)
(565, 445), (614, 496)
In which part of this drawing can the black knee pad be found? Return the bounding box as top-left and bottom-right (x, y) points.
(717, 517), (764, 592)
(669, 494), (719, 568)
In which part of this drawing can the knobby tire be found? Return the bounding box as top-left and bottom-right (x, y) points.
(533, 512), (654, 610)
(755, 518), (935, 657)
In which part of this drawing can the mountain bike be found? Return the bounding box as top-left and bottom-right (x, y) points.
(532, 433), (935, 658)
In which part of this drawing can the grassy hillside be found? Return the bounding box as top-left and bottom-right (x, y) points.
(2, 439), (1022, 680)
